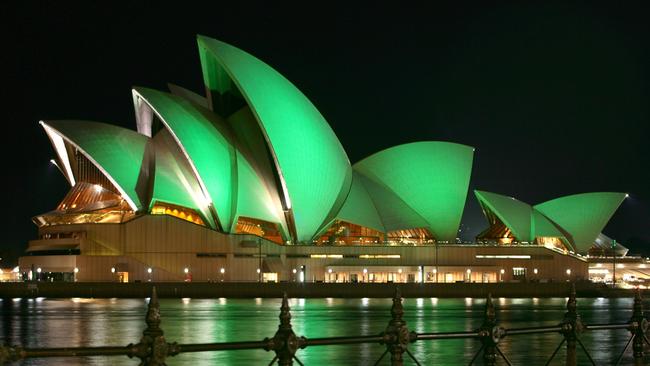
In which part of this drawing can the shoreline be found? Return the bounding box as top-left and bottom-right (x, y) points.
(0, 282), (642, 299)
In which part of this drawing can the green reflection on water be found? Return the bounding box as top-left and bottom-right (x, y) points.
(0, 297), (646, 365)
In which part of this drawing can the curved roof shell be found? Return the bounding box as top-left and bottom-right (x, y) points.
(133, 87), (287, 234)
(354, 142), (474, 240)
(475, 190), (533, 241)
(40, 120), (148, 211)
(335, 171), (386, 233)
(475, 190), (566, 245)
(475, 190), (625, 253)
(39, 37), (485, 246)
(534, 192), (626, 253)
(151, 129), (213, 226)
(197, 36), (352, 242)
(133, 87), (236, 230)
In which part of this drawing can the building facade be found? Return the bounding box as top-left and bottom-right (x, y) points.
(20, 36), (622, 283)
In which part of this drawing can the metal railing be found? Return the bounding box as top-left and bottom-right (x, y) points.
(0, 284), (648, 365)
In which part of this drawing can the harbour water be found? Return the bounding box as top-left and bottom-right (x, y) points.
(1, 296), (646, 365)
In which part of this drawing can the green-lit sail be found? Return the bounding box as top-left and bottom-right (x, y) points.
(335, 171), (386, 233)
(475, 190), (568, 246)
(133, 87), (236, 230)
(40, 120), (148, 211)
(354, 142), (474, 241)
(531, 209), (567, 242)
(475, 190), (533, 241)
(197, 36), (352, 242)
(534, 192), (626, 253)
(151, 129), (213, 227)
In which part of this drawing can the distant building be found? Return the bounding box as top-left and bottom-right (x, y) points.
(20, 36), (626, 283)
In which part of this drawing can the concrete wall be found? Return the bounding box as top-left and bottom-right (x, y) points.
(20, 215), (589, 283)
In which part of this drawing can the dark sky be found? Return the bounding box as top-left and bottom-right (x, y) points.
(2, 2), (649, 263)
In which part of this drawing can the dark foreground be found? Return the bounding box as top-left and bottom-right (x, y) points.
(0, 281), (643, 298)
(1, 292), (649, 365)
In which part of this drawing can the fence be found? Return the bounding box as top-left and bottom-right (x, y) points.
(0, 284), (648, 365)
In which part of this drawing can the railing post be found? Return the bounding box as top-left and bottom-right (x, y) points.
(264, 293), (306, 366)
(380, 288), (415, 366)
(127, 287), (178, 366)
(560, 283), (582, 366)
(478, 293), (504, 366)
(629, 288), (647, 366)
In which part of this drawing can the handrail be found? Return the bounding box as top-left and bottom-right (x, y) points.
(1, 284), (648, 365)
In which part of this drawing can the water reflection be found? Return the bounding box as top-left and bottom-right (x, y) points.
(0, 297), (647, 365)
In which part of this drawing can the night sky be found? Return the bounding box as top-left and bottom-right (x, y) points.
(2, 3), (649, 264)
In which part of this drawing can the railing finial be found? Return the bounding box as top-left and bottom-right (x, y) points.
(561, 282), (582, 366)
(630, 287), (647, 364)
(391, 287), (404, 323)
(126, 286), (177, 366)
(265, 293), (306, 365)
(567, 282), (577, 314)
(485, 292), (495, 323)
(144, 286), (162, 338)
(379, 286), (416, 366)
(479, 292), (501, 366)
(278, 292), (292, 331)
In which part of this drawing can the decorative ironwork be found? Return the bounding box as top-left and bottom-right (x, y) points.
(378, 288), (418, 366)
(264, 292), (306, 366)
(126, 287), (179, 365)
(1, 284), (648, 365)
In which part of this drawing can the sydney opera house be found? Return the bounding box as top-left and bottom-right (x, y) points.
(19, 36), (629, 283)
